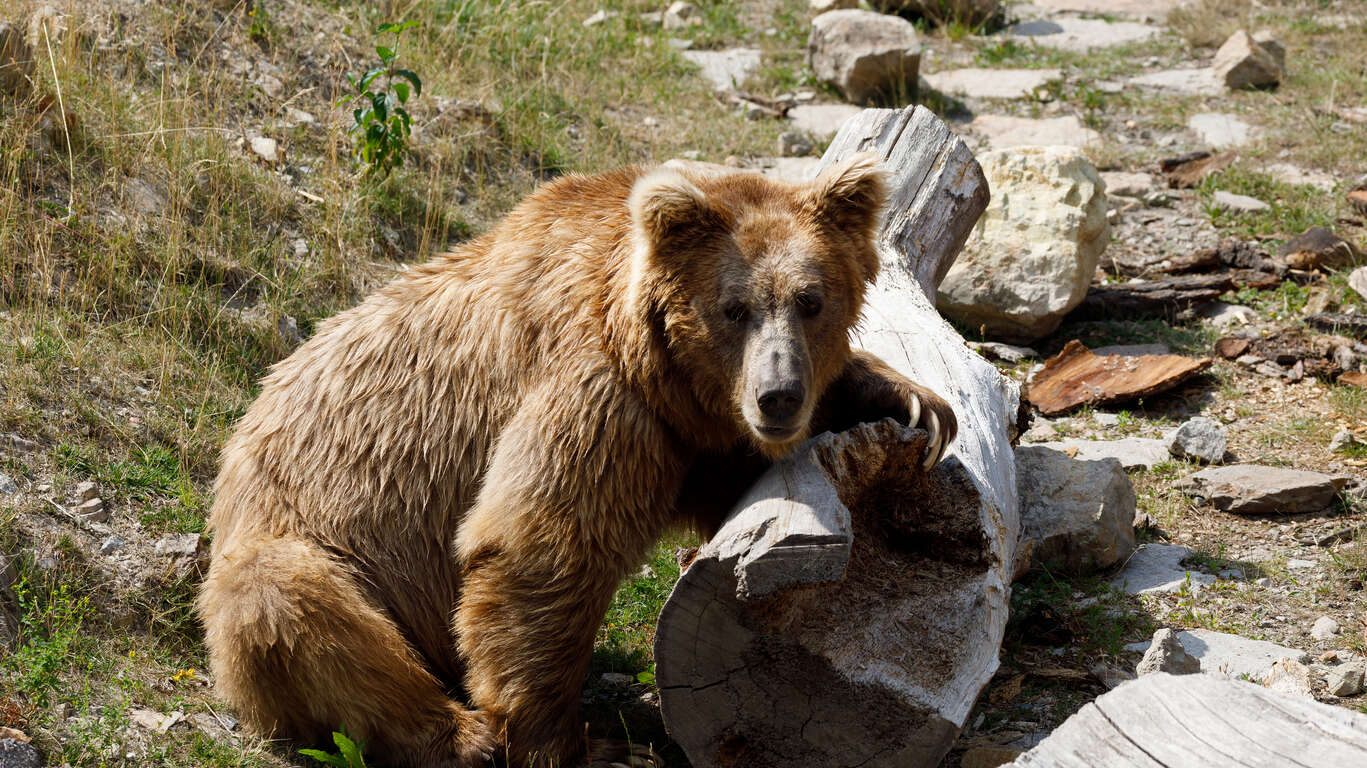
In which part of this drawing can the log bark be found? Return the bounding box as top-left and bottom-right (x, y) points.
(1009, 673), (1367, 767)
(654, 106), (1019, 768)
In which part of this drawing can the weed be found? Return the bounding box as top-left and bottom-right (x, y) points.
(5, 569), (94, 707)
(301, 730), (368, 768)
(341, 21), (424, 178)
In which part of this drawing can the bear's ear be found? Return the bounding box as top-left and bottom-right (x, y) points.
(804, 153), (888, 241)
(629, 168), (715, 248)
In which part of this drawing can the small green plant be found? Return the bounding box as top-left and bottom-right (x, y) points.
(340, 21), (424, 178)
(301, 730), (368, 768)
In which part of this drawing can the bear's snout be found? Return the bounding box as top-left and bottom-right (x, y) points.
(756, 380), (804, 424)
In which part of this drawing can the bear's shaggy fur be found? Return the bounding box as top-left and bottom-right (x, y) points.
(198, 157), (956, 767)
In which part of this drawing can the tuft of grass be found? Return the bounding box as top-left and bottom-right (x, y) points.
(1166, 0), (1254, 49)
(1199, 166), (1339, 241)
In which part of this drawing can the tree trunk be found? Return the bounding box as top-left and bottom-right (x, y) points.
(654, 106), (1020, 768)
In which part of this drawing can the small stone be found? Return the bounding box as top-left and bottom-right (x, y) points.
(1287, 558), (1316, 570)
(285, 107), (315, 126)
(1188, 112), (1255, 149)
(249, 136), (279, 164)
(970, 341), (1038, 364)
(1109, 543), (1215, 595)
(99, 536), (126, 555)
(292, 238), (309, 258)
(74, 480), (99, 502)
(1213, 30), (1282, 90)
(1137, 628), (1201, 676)
(809, 0), (858, 10)
(1311, 616), (1341, 641)
(581, 9), (617, 26)
(1263, 657), (1314, 699)
(155, 533), (204, 558)
(776, 131), (813, 157)
(1331, 429), (1356, 452)
(0, 739), (41, 768)
(808, 10), (921, 105)
(0, 472), (15, 496)
(1168, 416), (1227, 464)
(1197, 301), (1257, 329)
(600, 672), (635, 686)
(663, 1), (702, 30)
(1276, 226), (1362, 271)
(786, 103), (862, 141)
(1255, 577), (1271, 587)
(1327, 663), (1365, 696)
(681, 49), (763, 91)
(1212, 190), (1270, 214)
(1100, 171), (1155, 198)
(1021, 420), (1057, 443)
(75, 497), (107, 523)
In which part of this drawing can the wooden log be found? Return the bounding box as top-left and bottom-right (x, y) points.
(654, 106), (1019, 768)
(1008, 672), (1367, 767)
(1068, 274), (1233, 322)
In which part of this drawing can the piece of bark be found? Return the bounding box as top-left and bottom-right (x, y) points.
(1069, 274), (1233, 322)
(1162, 151), (1236, 189)
(655, 106), (1016, 768)
(1340, 371), (1367, 387)
(1277, 227), (1363, 271)
(1008, 672), (1367, 767)
(1307, 313), (1367, 338)
(1349, 187), (1367, 216)
(1026, 340), (1212, 416)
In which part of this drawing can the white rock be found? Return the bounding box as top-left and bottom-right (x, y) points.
(1188, 112), (1256, 149)
(681, 49), (763, 91)
(155, 533), (204, 558)
(1033, 0), (1182, 19)
(1127, 68), (1222, 96)
(600, 672), (635, 685)
(937, 146), (1109, 342)
(786, 103), (862, 141)
(1213, 30), (1282, 90)
(969, 341), (1037, 364)
(1311, 616), (1342, 641)
(1331, 429), (1356, 452)
(1263, 656), (1315, 698)
(249, 136), (279, 164)
(1265, 163), (1336, 191)
(753, 157), (822, 184)
(1212, 190), (1270, 214)
(1348, 266), (1367, 302)
(1016, 446), (1137, 574)
(1327, 663), (1366, 696)
(1109, 543), (1216, 595)
(809, 0), (858, 11)
(1287, 558), (1316, 570)
(1009, 17), (1160, 52)
(967, 114), (1100, 151)
(808, 10), (921, 104)
(1100, 171), (1156, 199)
(1137, 628), (1200, 676)
(776, 131), (813, 157)
(0, 472), (16, 496)
(1169, 416), (1227, 464)
(1031, 438), (1170, 471)
(100, 536), (126, 555)
(1197, 301), (1257, 328)
(74, 480), (99, 502)
(921, 67), (1061, 100)
(581, 9), (617, 26)
(1171, 629), (1310, 682)
(663, 1), (702, 30)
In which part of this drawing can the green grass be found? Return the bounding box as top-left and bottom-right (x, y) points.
(1199, 166), (1339, 241)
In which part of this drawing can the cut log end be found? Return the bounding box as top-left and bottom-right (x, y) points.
(656, 421), (1002, 768)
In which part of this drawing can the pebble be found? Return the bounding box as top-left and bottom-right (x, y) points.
(600, 672), (635, 685)
(249, 136), (279, 164)
(74, 480), (99, 502)
(1212, 190), (1270, 214)
(76, 497), (108, 523)
(1137, 628), (1200, 675)
(99, 536), (127, 555)
(1330, 429), (1356, 452)
(1168, 416), (1227, 463)
(1310, 616), (1341, 641)
(0, 472), (16, 496)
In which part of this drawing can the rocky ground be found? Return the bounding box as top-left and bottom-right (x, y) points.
(1, 0), (1366, 767)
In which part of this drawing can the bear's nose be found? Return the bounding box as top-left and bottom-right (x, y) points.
(757, 385), (803, 422)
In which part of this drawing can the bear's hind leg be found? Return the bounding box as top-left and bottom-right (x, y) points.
(199, 534), (495, 767)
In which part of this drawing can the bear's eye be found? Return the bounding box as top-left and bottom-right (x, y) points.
(724, 301), (749, 324)
(796, 292), (823, 318)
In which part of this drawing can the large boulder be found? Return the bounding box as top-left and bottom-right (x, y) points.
(937, 146), (1109, 342)
(1016, 445), (1136, 575)
(808, 10), (922, 105)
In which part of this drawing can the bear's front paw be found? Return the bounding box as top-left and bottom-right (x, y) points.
(588, 739), (664, 768)
(904, 383), (957, 470)
(430, 706), (498, 767)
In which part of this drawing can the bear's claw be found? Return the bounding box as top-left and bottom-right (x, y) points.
(596, 742), (663, 768)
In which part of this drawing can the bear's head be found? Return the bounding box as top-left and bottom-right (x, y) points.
(628, 155), (886, 457)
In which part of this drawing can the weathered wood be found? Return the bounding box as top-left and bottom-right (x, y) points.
(1069, 274), (1234, 322)
(654, 106), (1019, 768)
(1010, 673), (1367, 768)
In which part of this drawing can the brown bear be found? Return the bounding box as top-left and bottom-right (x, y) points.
(197, 155), (957, 768)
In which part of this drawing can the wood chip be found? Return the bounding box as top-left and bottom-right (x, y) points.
(1027, 340), (1212, 415)
(1163, 151), (1236, 189)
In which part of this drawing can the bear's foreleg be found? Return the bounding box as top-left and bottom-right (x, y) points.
(815, 349), (959, 468)
(454, 379), (679, 767)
